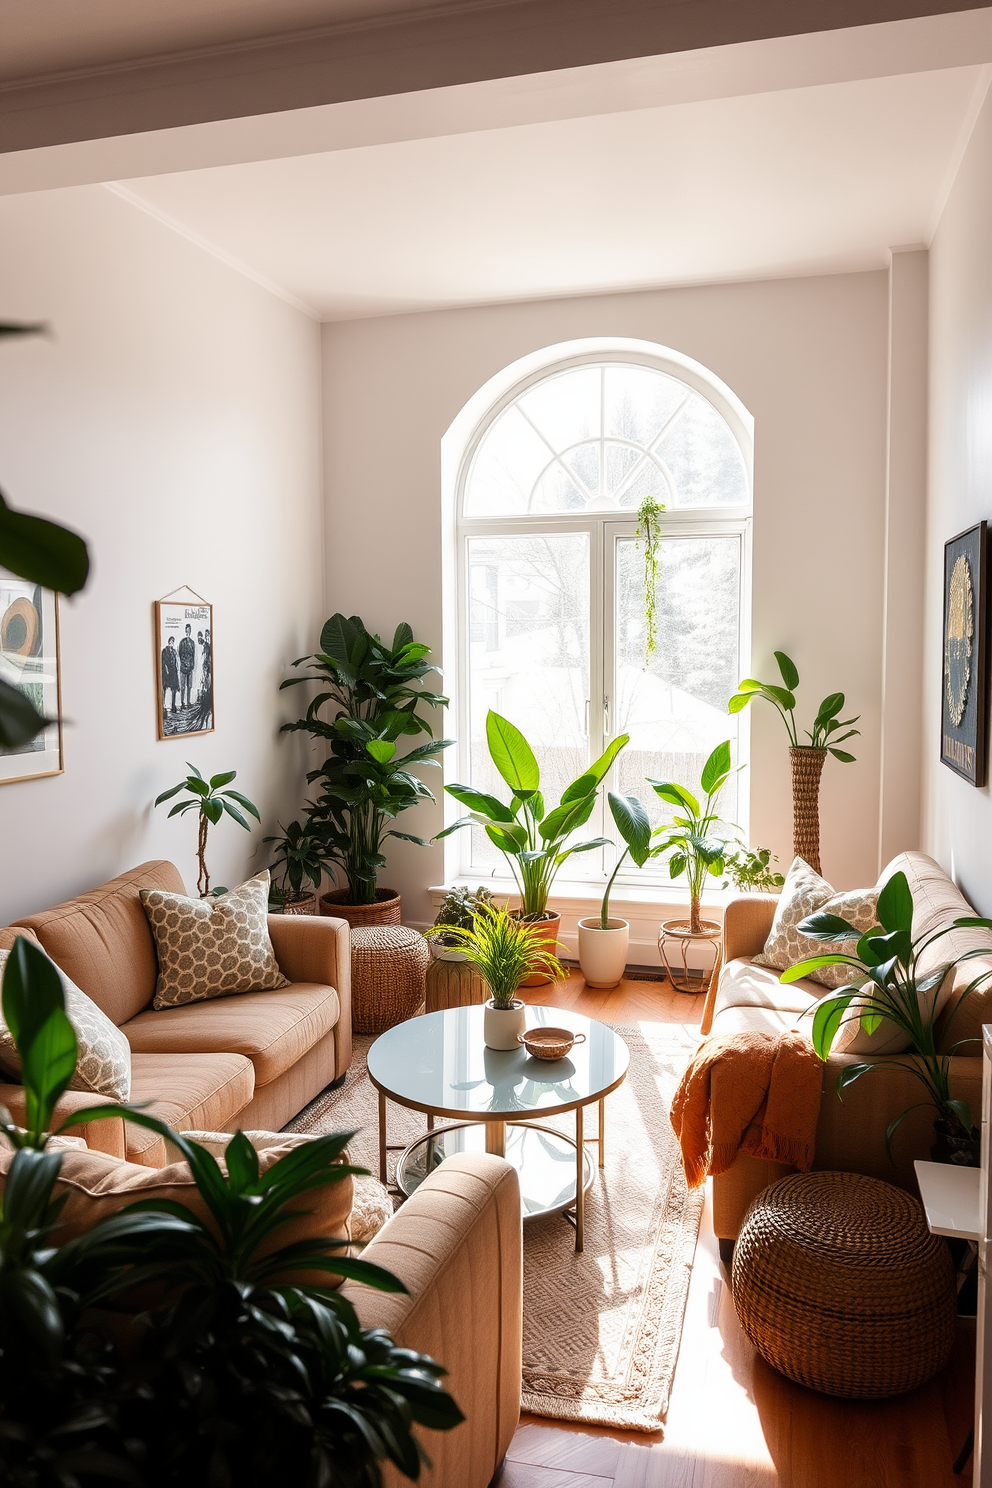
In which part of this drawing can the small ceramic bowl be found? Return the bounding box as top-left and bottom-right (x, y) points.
(517, 1027), (586, 1061)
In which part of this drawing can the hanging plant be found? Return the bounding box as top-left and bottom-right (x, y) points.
(636, 494), (665, 665)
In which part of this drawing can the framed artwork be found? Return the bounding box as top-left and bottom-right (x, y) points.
(0, 567), (62, 785)
(941, 521), (988, 786)
(155, 596), (213, 740)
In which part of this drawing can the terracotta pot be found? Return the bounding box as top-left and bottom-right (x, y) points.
(319, 888), (401, 928)
(516, 910), (562, 987)
(790, 745), (827, 876)
(577, 917), (629, 988)
(282, 893), (318, 916)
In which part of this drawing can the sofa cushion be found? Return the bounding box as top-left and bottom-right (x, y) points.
(123, 984), (340, 1088)
(0, 946), (131, 1101)
(125, 1050), (254, 1166)
(713, 957), (823, 1019)
(710, 1001), (816, 1039)
(14, 861), (186, 1026)
(753, 857), (879, 989)
(141, 874), (288, 1010)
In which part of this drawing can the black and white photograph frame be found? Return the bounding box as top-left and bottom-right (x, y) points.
(0, 567), (63, 785)
(941, 520), (988, 787)
(156, 596), (214, 740)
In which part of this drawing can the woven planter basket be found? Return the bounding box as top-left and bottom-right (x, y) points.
(425, 957), (489, 1014)
(281, 894), (317, 917)
(790, 745), (826, 875)
(731, 1171), (956, 1399)
(351, 925), (430, 1035)
(319, 888), (401, 929)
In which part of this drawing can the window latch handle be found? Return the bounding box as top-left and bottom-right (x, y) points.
(584, 699), (590, 737)
(604, 695), (610, 735)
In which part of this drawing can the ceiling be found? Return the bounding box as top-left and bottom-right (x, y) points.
(117, 62), (988, 319)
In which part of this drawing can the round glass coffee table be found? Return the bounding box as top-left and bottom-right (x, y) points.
(366, 1005), (629, 1252)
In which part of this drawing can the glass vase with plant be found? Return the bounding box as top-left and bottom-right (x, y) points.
(154, 765), (260, 897)
(727, 650), (859, 875)
(780, 869), (992, 1166)
(0, 935), (465, 1484)
(425, 902), (565, 1048)
(281, 614), (451, 912)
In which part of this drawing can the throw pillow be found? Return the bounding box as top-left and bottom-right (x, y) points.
(0, 946), (131, 1101)
(142, 872), (289, 1010)
(753, 857), (880, 991)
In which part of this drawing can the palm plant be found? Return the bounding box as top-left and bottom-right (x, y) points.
(281, 614), (451, 906)
(438, 711), (628, 920)
(781, 869), (992, 1156)
(425, 902), (564, 1006)
(154, 764), (260, 896)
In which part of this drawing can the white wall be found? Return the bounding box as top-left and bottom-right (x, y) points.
(0, 184), (324, 922)
(923, 82), (992, 915)
(323, 270), (890, 928)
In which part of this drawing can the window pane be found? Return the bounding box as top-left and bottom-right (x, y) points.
(657, 392), (749, 507)
(604, 365), (688, 445)
(614, 535), (742, 832)
(466, 533), (591, 875)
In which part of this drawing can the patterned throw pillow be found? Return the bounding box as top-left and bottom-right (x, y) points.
(752, 857), (879, 990)
(0, 946), (131, 1101)
(142, 872), (289, 1010)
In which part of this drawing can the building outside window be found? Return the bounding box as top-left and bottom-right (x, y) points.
(450, 345), (753, 890)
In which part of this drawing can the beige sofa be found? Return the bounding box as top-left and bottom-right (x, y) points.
(1, 859), (352, 1166)
(701, 851), (991, 1251)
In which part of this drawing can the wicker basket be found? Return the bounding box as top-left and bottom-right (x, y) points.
(351, 926), (430, 1035)
(282, 894), (317, 916)
(732, 1171), (956, 1399)
(320, 888), (401, 928)
(790, 746), (827, 876)
(425, 957), (488, 1013)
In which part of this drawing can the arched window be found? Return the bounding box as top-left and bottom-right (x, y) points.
(448, 341), (752, 888)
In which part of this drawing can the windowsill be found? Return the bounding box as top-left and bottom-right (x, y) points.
(428, 879), (759, 912)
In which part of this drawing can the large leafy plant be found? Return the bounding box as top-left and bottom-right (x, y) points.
(648, 740), (739, 934)
(438, 711), (628, 919)
(0, 322), (90, 749)
(263, 818), (335, 904)
(781, 870), (992, 1153)
(0, 936), (463, 1485)
(154, 764), (260, 896)
(282, 614), (451, 905)
(728, 649), (860, 761)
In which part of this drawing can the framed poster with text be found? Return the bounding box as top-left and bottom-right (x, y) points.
(156, 597), (213, 740)
(941, 521), (988, 786)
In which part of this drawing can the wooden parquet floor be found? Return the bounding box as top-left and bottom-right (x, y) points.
(500, 970), (975, 1488)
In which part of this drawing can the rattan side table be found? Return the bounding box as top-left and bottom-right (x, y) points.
(350, 926), (429, 1035)
(424, 955), (488, 1013)
(732, 1170), (957, 1398)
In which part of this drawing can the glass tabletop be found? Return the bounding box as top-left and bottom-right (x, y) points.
(366, 1005), (629, 1119)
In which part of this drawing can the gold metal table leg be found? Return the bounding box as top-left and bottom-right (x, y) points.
(485, 1120), (507, 1158)
(378, 1090), (387, 1183)
(599, 1097), (606, 1168)
(575, 1104), (585, 1253)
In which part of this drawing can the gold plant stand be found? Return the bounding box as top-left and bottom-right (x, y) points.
(658, 918), (722, 995)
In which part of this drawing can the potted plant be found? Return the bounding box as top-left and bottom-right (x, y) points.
(263, 818), (332, 915)
(577, 792), (652, 989)
(154, 764), (260, 896)
(430, 884), (494, 961)
(728, 650), (860, 876)
(0, 935), (465, 1483)
(722, 845), (786, 895)
(781, 868), (992, 1166)
(437, 710), (628, 983)
(425, 902), (565, 1049)
(281, 614), (451, 927)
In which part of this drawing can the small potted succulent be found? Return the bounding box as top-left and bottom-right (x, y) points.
(430, 885), (495, 961)
(425, 902), (565, 1049)
(577, 793), (652, 989)
(263, 819), (332, 915)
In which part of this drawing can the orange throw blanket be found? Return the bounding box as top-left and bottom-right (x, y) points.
(670, 1030), (822, 1189)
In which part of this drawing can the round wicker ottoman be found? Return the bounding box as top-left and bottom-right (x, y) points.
(351, 926), (430, 1035)
(731, 1171), (957, 1398)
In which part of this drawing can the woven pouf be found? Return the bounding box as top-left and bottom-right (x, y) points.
(731, 1171), (957, 1398)
(351, 926), (430, 1035)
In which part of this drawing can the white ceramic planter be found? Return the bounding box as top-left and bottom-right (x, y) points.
(429, 941), (470, 962)
(577, 917), (630, 989)
(483, 998), (527, 1050)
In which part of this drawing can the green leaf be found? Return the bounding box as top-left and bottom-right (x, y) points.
(444, 784), (514, 822)
(208, 769), (237, 789)
(223, 1130), (260, 1192)
(391, 621), (414, 653)
(560, 733), (629, 802)
(700, 740), (732, 796)
(780, 953), (855, 982)
(486, 711), (540, 795)
(366, 739), (397, 763)
(0, 489), (89, 594)
(669, 851), (687, 880)
(154, 781), (186, 806)
(828, 748), (857, 763)
(760, 684), (796, 711)
(648, 779), (700, 815)
(0, 676), (49, 750)
(796, 912), (862, 942)
(319, 612), (359, 663)
(774, 651), (799, 689)
(876, 871), (913, 936)
(811, 993), (855, 1058)
(607, 792), (651, 865)
(203, 797), (223, 825)
(835, 1062), (873, 1099)
(485, 824), (526, 856)
(221, 789), (261, 820)
(814, 692), (845, 725)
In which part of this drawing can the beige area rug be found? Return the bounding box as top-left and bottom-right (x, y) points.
(287, 1020), (704, 1432)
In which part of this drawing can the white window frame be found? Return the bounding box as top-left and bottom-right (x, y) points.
(440, 338), (753, 893)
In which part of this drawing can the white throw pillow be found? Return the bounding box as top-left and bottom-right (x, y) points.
(0, 945), (131, 1101)
(753, 857), (880, 991)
